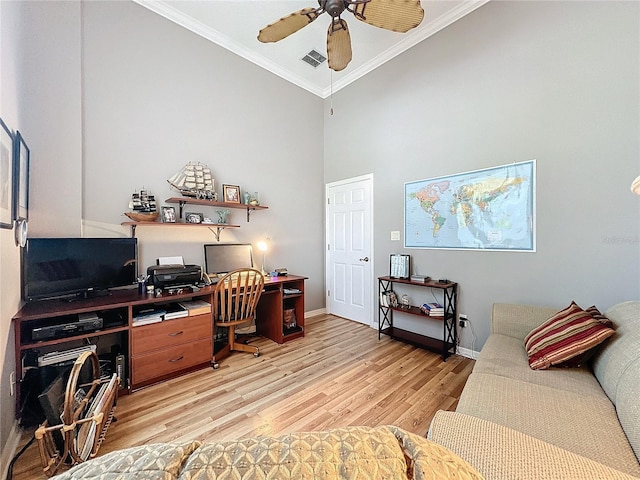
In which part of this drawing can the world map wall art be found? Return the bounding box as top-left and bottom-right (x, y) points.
(404, 160), (536, 251)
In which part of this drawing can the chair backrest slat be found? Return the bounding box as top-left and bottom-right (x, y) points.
(214, 268), (265, 325)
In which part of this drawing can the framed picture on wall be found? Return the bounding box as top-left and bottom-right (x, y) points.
(13, 130), (30, 222)
(0, 117), (15, 229)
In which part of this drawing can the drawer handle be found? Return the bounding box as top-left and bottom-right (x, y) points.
(168, 331), (184, 337)
(168, 356), (184, 363)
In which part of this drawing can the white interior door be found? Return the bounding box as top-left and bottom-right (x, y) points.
(326, 175), (373, 326)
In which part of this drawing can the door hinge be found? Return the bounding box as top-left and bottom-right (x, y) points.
(327, 198), (330, 205)
(327, 290), (330, 297)
(327, 244), (330, 251)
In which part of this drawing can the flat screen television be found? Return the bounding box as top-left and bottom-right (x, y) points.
(204, 243), (253, 275)
(22, 238), (138, 302)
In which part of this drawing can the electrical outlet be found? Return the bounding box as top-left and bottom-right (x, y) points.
(459, 319), (469, 328)
(9, 371), (16, 397)
(390, 231), (400, 241)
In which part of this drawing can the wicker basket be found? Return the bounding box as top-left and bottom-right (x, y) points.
(124, 211), (159, 222)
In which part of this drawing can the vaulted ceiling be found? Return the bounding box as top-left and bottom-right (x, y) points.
(134, 1), (489, 98)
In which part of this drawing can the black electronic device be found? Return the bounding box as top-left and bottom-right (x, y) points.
(147, 264), (202, 289)
(32, 316), (104, 341)
(204, 243), (254, 275)
(22, 237), (138, 302)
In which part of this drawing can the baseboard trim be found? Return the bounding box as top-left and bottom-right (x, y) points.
(1, 420), (22, 480)
(456, 346), (479, 360)
(305, 308), (326, 318)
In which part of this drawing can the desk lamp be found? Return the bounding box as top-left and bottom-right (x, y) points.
(257, 241), (268, 275)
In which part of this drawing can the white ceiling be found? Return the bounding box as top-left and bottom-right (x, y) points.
(134, 0), (489, 98)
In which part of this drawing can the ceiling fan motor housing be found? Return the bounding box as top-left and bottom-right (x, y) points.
(323, 0), (347, 18)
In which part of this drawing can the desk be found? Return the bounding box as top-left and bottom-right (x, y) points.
(13, 274), (307, 414)
(213, 274), (307, 364)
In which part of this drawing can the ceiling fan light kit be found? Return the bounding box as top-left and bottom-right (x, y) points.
(258, 0), (425, 72)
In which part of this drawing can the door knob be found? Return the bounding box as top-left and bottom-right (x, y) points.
(359, 257), (369, 262)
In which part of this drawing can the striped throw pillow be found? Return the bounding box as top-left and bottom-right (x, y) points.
(524, 301), (615, 370)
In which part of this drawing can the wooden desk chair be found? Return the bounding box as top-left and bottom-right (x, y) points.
(213, 268), (265, 367)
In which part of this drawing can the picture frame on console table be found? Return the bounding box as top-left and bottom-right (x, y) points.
(0, 116), (14, 229)
(389, 254), (410, 279)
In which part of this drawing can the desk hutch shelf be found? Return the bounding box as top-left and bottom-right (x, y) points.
(378, 276), (458, 360)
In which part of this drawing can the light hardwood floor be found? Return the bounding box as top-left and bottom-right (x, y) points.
(10, 314), (474, 480)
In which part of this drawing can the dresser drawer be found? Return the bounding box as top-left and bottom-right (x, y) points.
(131, 314), (211, 355)
(132, 337), (212, 385)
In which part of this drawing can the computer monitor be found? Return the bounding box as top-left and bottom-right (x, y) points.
(204, 243), (254, 276)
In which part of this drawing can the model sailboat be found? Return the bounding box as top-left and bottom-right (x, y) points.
(125, 189), (159, 222)
(167, 162), (216, 200)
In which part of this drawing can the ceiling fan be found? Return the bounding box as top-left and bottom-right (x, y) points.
(258, 0), (425, 72)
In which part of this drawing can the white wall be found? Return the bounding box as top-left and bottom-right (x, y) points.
(324, 0), (640, 351)
(1, 0), (83, 470)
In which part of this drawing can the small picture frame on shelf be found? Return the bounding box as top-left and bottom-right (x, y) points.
(390, 254), (410, 279)
(161, 206), (176, 223)
(222, 184), (241, 204)
(185, 212), (204, 224)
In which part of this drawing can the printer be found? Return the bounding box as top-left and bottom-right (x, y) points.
(147, 264), (202, 289)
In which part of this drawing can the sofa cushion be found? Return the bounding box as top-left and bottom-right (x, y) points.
(592, 301), (640, 404)
(428, 411), (640, 480)
(473, 334), (605, 398)
(455, 372), (640, 476)
(614, 356), (640, 463)
(524, 301), (614, 370)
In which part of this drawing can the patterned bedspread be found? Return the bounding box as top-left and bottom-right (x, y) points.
(53, 425), (483, 480)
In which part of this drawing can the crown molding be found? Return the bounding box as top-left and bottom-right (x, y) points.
(133, 0), (489, 99)
(324, 0), (490, 98)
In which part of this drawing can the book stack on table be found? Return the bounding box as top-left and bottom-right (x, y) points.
(420, 302), (444, 316)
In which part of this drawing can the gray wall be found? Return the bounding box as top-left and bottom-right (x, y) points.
(324, 0), (640, 350)
(0, 0), (323, 465)
(79, 1), (324, 305)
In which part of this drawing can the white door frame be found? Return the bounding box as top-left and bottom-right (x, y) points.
(325, 173), (375, 327)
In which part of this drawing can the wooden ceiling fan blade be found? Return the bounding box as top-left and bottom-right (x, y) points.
(327, 20), (352, 71)
(258, 8), (321, 43)
(352, 0), (424, 33)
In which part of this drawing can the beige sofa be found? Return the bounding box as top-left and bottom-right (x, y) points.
(428, 301), (640, 480)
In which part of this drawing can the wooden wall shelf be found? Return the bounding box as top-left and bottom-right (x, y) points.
(121, 221), (240, 241)
(165, 197), (268, 222)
